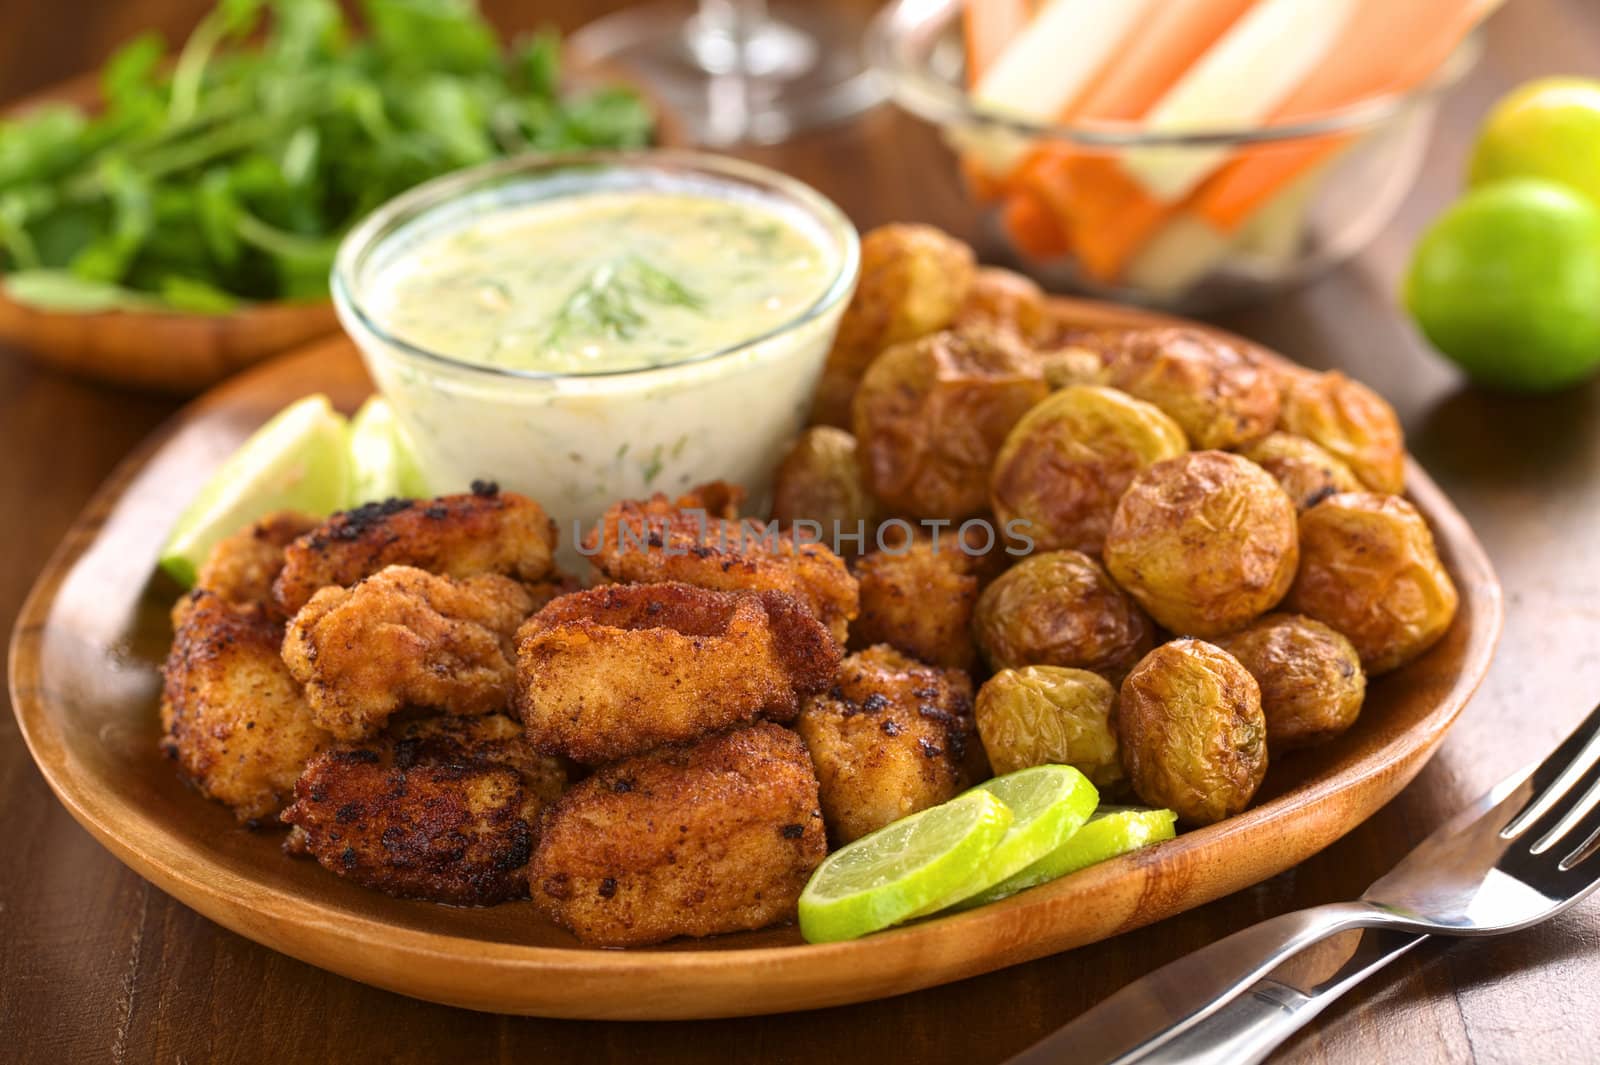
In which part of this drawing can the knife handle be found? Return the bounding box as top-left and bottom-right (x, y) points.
(1005, 901), (1380, 1065)
(1133, 930), (1430, 1065)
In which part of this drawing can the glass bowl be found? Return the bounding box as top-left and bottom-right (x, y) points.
(867, 0), (1480, 312)
(332, 150), (859, 555)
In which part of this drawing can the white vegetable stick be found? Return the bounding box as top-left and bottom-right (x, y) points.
(1120, 0), (1359, 202)
(974, 0), (1158, 123)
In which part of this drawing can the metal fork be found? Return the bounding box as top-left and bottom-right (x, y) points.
(1006, 699), (1600, 1065)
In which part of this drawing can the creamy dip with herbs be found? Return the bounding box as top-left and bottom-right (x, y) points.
(371, 191), (833, 374)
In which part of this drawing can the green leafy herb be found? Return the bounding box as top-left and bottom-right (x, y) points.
(0, 0), (655, 314)
(543, 255), (704, 348)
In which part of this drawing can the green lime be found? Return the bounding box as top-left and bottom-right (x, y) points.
(913, 765), (1099, 917)
(1469, 77), (1600, 208)
(964, 806), (1178, 908)
(1405, 178), (1600, 392)
(158, 394), (352, 587)
(349, 396), (430, 505)
(798, 790), (1012, 943)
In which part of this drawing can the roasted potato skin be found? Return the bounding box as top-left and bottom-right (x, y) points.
(850, 537), (980, 669)
(950, 266), (1051, 342)
(853, 327), (1049, 520)
(972, 550), (1153, 678)
(1104, 451), (1299, 638)
(1117, 639), (1267, 825)
(530, 723), (827, 946)
(1216, 613), (1366, 750)
(1286, 493), (1459, 674)
(990, 385), (1187, 555)
(812, 224), (977, 428)
(771, 426), (877, 549)
(796, 645), (978, 844)
(975, 666), (1124, 791)
(1101, 328), (1280, 449)
(1236, 432), (1363, 511)
(1278, 370), (1406, 494)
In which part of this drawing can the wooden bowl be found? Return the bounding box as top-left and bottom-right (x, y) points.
(0, 61), (684, 395)
(7, 300), (1502, 1019)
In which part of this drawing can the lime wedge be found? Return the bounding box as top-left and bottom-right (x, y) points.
(349, 395), (430, 505)
(965, 806), (1178, 909)
(914, 765), (1099, 916)
(799, 790), (1012, 943)
(158, 394), (351, 587)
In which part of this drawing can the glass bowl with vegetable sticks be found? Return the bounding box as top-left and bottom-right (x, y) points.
(867, 0), (1482, 312)
(0, 0), (659, 391)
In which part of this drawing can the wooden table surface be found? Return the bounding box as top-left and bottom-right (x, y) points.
(4, 1), (1599, 1062)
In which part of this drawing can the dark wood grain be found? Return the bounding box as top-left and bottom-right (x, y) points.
(3, 1), (1599, 1063)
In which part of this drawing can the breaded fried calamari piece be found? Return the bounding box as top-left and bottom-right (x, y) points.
(531, 723), (826, 946)
(583, 492), (858, 643)
(161, 590), (332, 823)
(517, 582), (840, 763)
(796, 645), (979, 844)
(283, 566), (534, 740)
(282, 714), (565, 905)
(183, 511), (319, 621)
(273, 483), (555, 615)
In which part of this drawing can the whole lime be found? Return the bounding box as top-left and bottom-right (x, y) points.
(1405, 178), (1600, 392)
(1469, 77), (1600, 208)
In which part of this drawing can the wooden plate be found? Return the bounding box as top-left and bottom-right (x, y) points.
(8, 300), (1502, 1019)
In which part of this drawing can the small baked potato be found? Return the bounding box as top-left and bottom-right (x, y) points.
(1278, 370), (1406, 494)
(1101, 328), (1280, 449)
(854, 327), (1049, 520)
(951, 266), (1052, 343)
(811, 224), (976, 427)
(1117, 639), (1267, 826)
(1286, 493), (1459, 674)
(975, 666), (1124, 791)
(771, 426), (877, 550)
(990, 385), (1188, 555)
(1104, 451), (1299, 638)
(851, 536), (980, 669)
(1236, 431), (1363, 511)
(972, 549), (1153, 678)
(1216, 613), (1366, 751)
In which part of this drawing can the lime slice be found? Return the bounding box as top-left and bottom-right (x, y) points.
(799, 790), (1012, 943)
(348, 395), (430, 505)
(965, 806), (1178, 909)
(913, 765), (1099, 916)
(158, 394), (351, 587)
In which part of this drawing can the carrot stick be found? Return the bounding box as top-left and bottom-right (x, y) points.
(963, 0), (1033, 89)
(1067, 0), (1257, 122)
(1192, 0), (1504, 232)
(1001, 188), (1071, 260)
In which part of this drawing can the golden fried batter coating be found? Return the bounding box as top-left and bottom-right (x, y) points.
(1101, 328), (1280, 450)
(583, 491), (859, 644)
(273, 484), (555, 615)
(185, 511), (319, 621)
(282, 714), (564, 905)
(531, 723), (827, 946)
(161, 591), (332, 823)
(850, 538), (980, 670)
(517, 582), (840, 764)
(795, 645), (978, 844)
(283, 566), (534, 740)
(811, 223), (976, 428)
